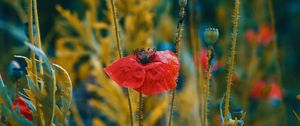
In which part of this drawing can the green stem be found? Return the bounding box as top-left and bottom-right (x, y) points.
(109, 0), (133, 125)
(28, 0), (43, 125)
(33, 0), (43, 76)
(224, 0), (239, 125)
(139, 92), (143, 126)
(28, 0), (37, 84)
(268, 0), (281, 83)
(168, 7), (185, 126)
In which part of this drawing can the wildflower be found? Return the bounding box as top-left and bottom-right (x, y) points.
(13, 96), (33, 121)
(104, 49), (179, 95)
(258, 23), (274, 45)
(245, 29), (257, 44)
(250, 80), (267, 100)
(250, 79), (283, 106)
(244, 23), (274, 46)
(200, 49), (209, 71)
(194, 48), (219, 72)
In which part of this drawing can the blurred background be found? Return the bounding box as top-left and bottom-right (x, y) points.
(0, 0), (300, 125)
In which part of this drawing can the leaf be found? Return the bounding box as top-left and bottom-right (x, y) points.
(14, 55), (35, 81)
(0, 76), (34, 126)
(88, 99), (117, 122)
(92, 118), (105, 126)
(53, 64), (72, 125)
(293, 110), (300, 122)
(0, 76), (13, 110)
(23, 42), (52, 72)
(0, 20), (27, 42)
(26, 67), (56, 126)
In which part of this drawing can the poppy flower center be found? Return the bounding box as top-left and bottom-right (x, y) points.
(135, 49), (156, 65)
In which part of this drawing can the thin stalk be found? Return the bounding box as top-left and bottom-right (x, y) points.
(33, 0), (43, 76)
(168, 7), (185, 126)
(268, 0), (281, 83)
(109, 0), (133, 125)
(188, 0), (202, 124)
(233, 118), (238, 126)
(204, 48), (213, 126)
(138, 93), (143, 126)
(224, 0), (239, 126)
(28, 0), (37, 84)
(110, 0), (122, 58)
(28, 0), (42, 125)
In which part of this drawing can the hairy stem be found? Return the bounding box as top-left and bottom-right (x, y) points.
(224, 0), (239, 125)
(168, 7), (185, 126)
(110, 0), (122, 58)
(109, 0), (133, 125)
(139, 93), (143, 126)
(204, 48), (213, 126)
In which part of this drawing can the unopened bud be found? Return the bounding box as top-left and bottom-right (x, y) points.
(204, 27), (219, 46)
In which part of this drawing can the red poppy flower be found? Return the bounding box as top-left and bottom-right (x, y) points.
(250, 80), (266, 100)
(245, 29), (257, 44)
(258, 23), (274, 45)
(13, 97), (33, 121)
(194, 49), (219, 72)
(250, 80), (283, 101)
(104, 49), (180, 95)
(244, 23), (274, 46)
(200, 49), (209, 71)
(267, 82), (283, 101)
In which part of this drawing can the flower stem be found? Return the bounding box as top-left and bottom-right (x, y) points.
(109, 0), (133, 125)
(33, 0), (43, 76)
(224, 0), (239, 126)
(268, 0), (281, 83)
(139, 92), (143, 126)
(28, 0), (43, 125)
(204, 48), (213, 126)
(110, 0), (122, 58)
(168, 6), (185, 126)
(28, 0), (37, 84)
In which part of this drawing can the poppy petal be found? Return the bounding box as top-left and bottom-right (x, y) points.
(104, 55), (145, 88)
(135, 62), (178, 95)
(154, 50), (180, 80)
(13, 97), (33, 121)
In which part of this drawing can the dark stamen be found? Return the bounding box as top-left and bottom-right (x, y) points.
(134, 48), (156, 65)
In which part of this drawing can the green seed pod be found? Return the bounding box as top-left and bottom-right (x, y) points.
(204, 27), (219, 46)
(179, 0), (187, 8)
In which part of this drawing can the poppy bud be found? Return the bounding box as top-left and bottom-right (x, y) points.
(204, 27), (219, 46)
(179, 0), (187, 8)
